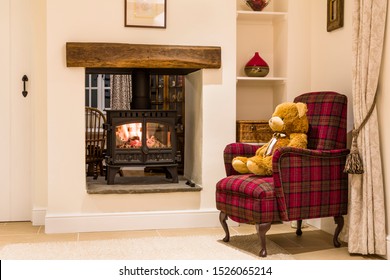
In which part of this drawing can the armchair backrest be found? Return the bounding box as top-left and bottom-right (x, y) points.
(294, 92), (347, 150)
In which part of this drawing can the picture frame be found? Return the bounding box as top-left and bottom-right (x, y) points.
(327, 0), (344, 32)
(125, 0), (166, 28)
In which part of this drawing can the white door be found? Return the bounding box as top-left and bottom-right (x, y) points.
(0, 0), (33, 221)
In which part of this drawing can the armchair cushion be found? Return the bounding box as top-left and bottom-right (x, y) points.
(216, 175), (281, 224)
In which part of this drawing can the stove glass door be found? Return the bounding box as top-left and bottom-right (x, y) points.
(146, 122), (172, 149)
(115, 122), (142, 149)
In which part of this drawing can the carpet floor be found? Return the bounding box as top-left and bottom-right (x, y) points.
(0, 234), (294, 260)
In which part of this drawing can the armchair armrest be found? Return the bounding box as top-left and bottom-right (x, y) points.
(272, 146), (350, 221)
(223, 143), (262, 176)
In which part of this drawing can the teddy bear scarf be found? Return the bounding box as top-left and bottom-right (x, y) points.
(264, 132), (287, 156)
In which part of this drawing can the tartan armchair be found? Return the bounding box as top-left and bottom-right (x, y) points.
(216, 92), (349, 257)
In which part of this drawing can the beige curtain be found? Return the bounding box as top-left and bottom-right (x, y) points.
(348, 0), (387, 255)
(110, 75), (132, 110)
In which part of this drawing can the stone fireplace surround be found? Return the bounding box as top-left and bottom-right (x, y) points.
(67, 42), (221, 191)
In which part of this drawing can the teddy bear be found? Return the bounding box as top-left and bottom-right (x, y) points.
(232, 101), (309, 176)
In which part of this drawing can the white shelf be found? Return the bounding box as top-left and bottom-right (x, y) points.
(237, 11), (287, 21)
(237, 76), (287, 83)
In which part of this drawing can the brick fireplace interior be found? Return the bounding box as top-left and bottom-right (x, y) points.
(67, 42), (221, 189)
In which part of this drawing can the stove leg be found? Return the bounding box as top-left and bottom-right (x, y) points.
(165, 166), (178, 183)
(107, 166), (121, 185)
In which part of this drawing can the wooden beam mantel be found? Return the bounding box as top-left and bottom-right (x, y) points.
(66, 42), (221, 73)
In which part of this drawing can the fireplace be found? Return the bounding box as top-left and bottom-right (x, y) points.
(105, 109), (179, 185)
(66, 42), (221, 185)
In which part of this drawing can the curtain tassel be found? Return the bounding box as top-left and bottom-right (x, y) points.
(344, 130), (364, 174)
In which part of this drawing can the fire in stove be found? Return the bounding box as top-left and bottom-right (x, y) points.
(115, 122), (172, 149)
(116, 123), (142, 148)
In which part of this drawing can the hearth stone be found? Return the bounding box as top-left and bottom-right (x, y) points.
(86, 172), (202, 194)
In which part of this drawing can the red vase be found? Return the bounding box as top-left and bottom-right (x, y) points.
(245, 0), (271, 12)
(244, 52), (269, 77)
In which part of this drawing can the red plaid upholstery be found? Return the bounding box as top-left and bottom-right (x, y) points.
(216, 175), (282, 223)
(294, 92), (347, 150)
(216, 92), (349, 224)
(223, 143), (260, 176)
(272, 147), (349, 220)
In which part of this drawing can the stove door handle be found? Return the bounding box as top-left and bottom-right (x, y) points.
(142, 145), (149, 155)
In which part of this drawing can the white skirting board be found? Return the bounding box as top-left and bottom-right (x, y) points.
(32, 208), (47, 226)
(43, 209), (233, 234)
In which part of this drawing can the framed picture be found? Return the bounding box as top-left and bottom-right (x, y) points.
(327, 0), (344, 32)
(125, 0), (166, 28)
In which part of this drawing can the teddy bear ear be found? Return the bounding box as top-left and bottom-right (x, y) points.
(295, 102), (308, 118)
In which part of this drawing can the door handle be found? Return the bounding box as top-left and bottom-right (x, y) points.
(22, 75), (28, 97)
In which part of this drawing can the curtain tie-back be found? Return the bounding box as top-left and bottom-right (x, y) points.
(344, 129), (364, 174)
(344, 90), (378, 174)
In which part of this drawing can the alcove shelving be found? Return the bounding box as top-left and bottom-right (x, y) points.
(236, 0), (289, 121)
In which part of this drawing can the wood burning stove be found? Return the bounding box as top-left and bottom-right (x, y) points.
(102, 69), (183, 185)
(104, 109), (179, 185)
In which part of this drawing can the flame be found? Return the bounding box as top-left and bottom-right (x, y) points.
(116, 123), (142, 148)
(115, 122), (171, 149)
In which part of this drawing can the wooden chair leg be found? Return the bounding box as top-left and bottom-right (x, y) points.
(333, 216), (344, 247)
(99, 160), (104, 176)
(296, 219), (303, 236)
(255, 222), (272, 257)
(219, 211), (230, 242)
(93, 162), (99, 180)
(87, 163), (94, 176)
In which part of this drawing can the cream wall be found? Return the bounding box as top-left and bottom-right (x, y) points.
(285, 0), (311, 101)
(43, 0), (236, 233)
(310, 0), (353, 128)
(287, 0), (354, 121)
